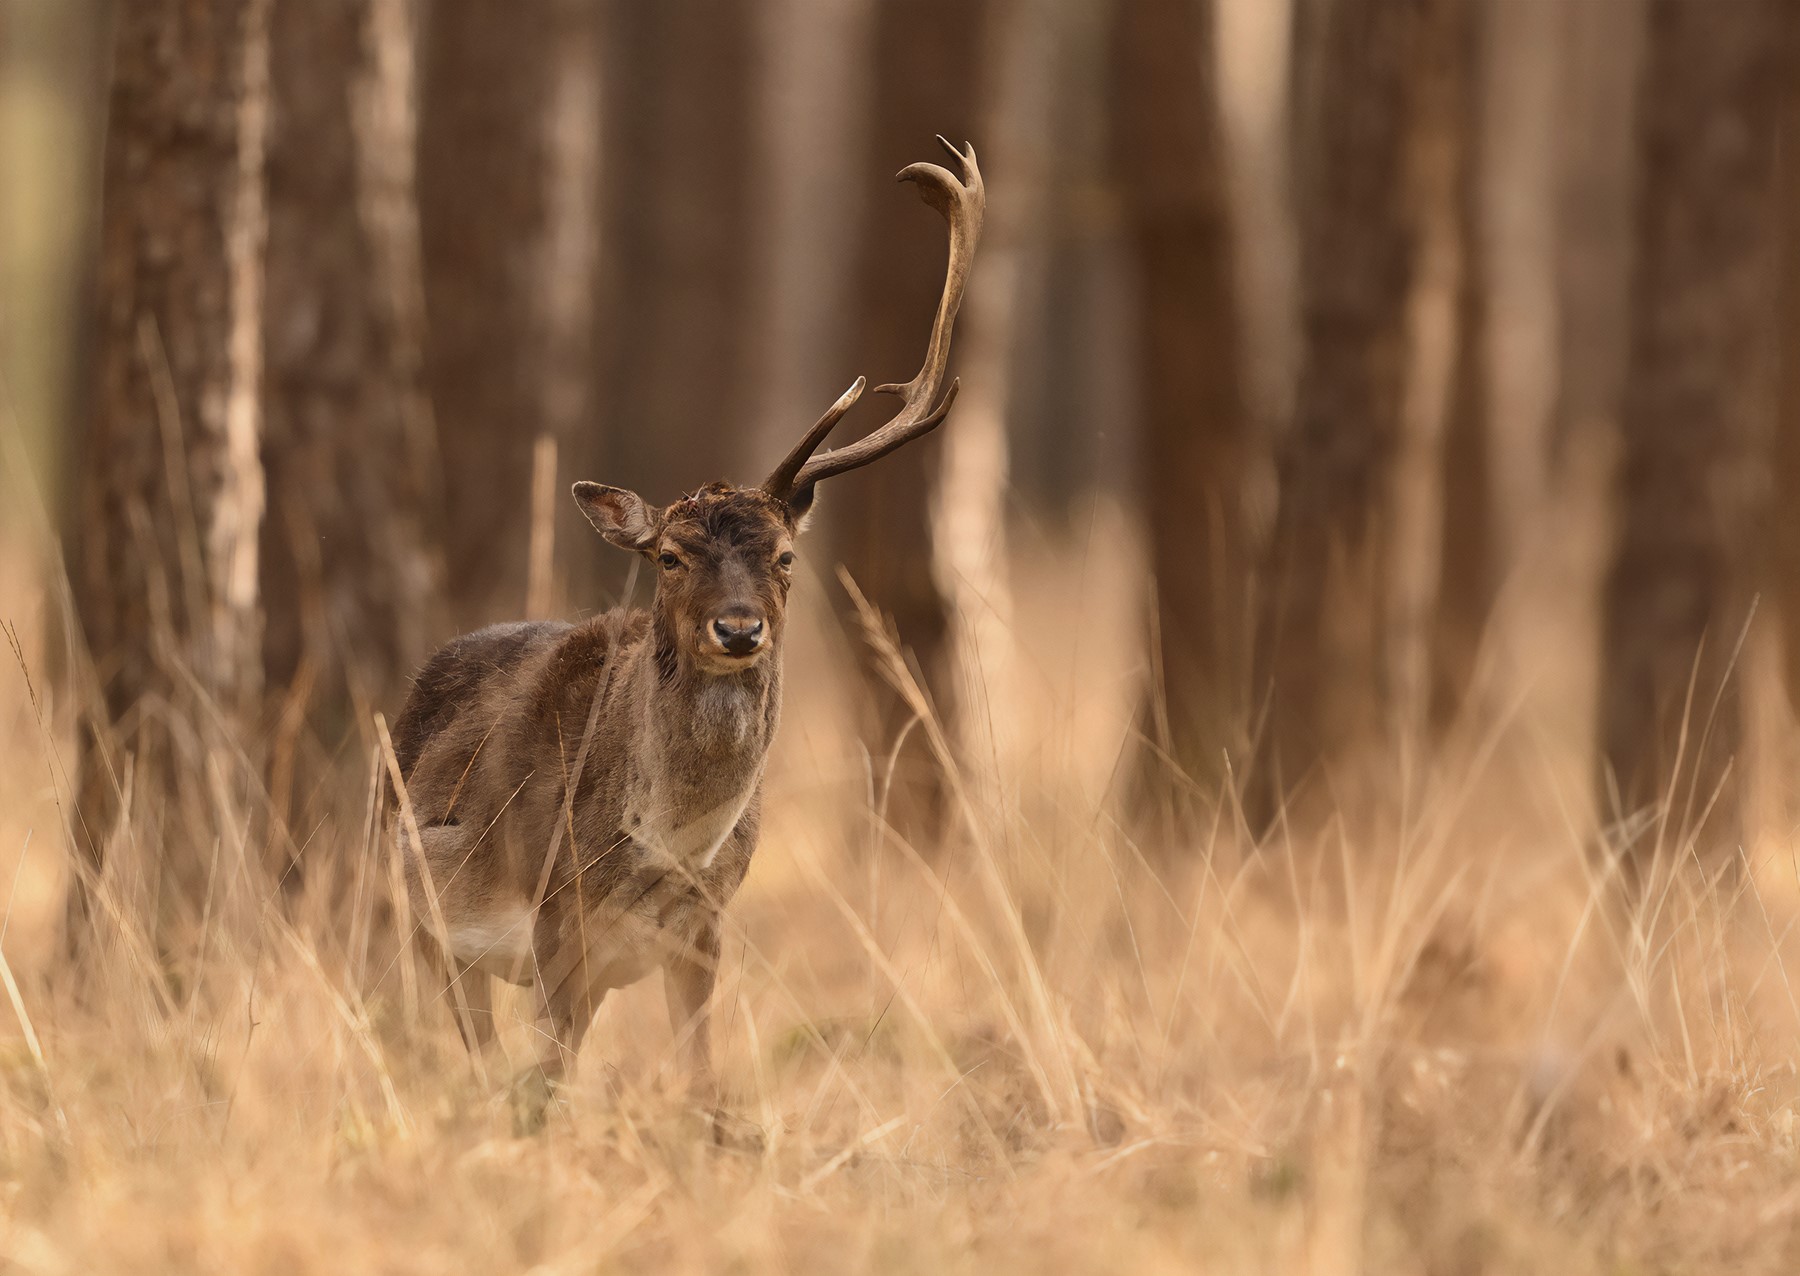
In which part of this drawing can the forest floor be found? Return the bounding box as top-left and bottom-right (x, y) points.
(1, 539), (1798, 1275)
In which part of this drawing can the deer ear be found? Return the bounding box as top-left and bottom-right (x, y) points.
(787, 482), (818, 535)
(573, 482), (660, 552)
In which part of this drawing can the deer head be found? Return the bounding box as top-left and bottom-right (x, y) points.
(574, 481), (798, 675)
(571, 137), (985, 678)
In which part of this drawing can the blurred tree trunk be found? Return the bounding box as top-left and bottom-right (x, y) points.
(746, 0), (868, 473)
(1550, 0), (1642, 462)
(262, 0), (443, 745)
(1004, 0), (1120, 523)
(1249, 0), (1420, 828)
(1427, 0), (1493, 732)
(537, 0), (605, 609)
(1598, 0), (1778, 863)
(417, 0), (558, 624)
(595, 0), (756, 508)
(1775, 4), (1800, 720)
(1111, 0), (1249, 812)
(72, 0), (272, 935)
(833, 0), (988, 826)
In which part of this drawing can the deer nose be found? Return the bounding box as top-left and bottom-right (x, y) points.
(711, 616), (765, 655)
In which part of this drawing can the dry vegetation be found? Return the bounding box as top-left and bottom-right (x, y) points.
(0, 523), (1795, 1276)
(1, 0), (1789, 1269)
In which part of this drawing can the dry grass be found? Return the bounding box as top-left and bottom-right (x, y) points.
(1, 531), (1799, 1276)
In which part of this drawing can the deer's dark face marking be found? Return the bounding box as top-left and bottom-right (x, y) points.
(575, 481), (803, 676)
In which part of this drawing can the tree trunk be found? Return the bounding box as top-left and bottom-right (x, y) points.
(1598, 0), (1779, 862)
(746, 0), (868, 476)
(1112, 0), (1249, 811)
(536, 0), (605, 613)
(1775, 3), (1800, 720)
(73, 0), (272, 929)
(417, 0), (560, 624)
(262, 0), (443, 733)
(1249, 0), (1420, 827)
(832, 0), (988, 828)
(1550, 0), (1643, 463)
(595, 0), (757, 512)
(1426, 0), (1493, 733)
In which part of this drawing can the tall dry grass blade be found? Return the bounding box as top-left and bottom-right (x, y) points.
(279, 925), (411, 1134)
(790, 835), (1017, 1176)
(839, 569), (1085, 1124)
(347, 743), (386, 987)
(873, 818), (1064, 1119)
(0, 833), (67, 1136)
(374, 712), (482, 1073)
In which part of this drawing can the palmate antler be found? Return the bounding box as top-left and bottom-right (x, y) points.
(762, 136), (986, 503)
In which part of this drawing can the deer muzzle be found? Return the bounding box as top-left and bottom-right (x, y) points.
(710, 614), (765, 657)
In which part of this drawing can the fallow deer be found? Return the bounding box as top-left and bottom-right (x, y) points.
(385, 138), (983, 1126)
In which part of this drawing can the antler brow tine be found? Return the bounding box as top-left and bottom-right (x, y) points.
(761, 377), (865, 501)
(762, 137), (986, 501)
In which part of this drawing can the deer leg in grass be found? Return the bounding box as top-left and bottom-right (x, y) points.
(534, 957), (604, 1080)
(511, 941), (607, 1132)
(663, 914), (761, 1150)
(412, 940), (496, 1056)
(663, 915), (721, 1102)
(447, 960), (495, 1053)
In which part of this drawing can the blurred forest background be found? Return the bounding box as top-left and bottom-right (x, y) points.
(0, 0), (1789, 877)
(1, 0), (1799, 1271)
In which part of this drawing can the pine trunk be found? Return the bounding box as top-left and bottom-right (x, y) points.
(1427, 0), (1493, 733)
(1597, 0), (1778, 861)
(262, 0), (443, 727)
(832, 0), (987, 827)
(73, 0), (272, 926)
(417, 0), (557, 623)
(1775, 3), (1800, 718)
(1250, 0), (1419, 826)
(595, 0), (756, 508)
(1112, 0), (1248, 807)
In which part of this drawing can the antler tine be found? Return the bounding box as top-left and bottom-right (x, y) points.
(762, 138), (985, 501)
(761, 376), (865, 500)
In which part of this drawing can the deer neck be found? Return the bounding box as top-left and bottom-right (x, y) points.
(617, 616), (782, 871)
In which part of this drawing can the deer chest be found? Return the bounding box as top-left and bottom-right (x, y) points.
(620, 777), (755, 871)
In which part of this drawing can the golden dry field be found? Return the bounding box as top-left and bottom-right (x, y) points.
(2, 0), (1794, 1269)
(0, 520), (1797, 1276)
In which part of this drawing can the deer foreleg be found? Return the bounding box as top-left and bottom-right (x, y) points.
(511, 938), (605, 1134)
(446, 959), (495, 1053)
(663, 915), (721, 1101)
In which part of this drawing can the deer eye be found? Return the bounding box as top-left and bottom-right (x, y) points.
(777, 551), (794, 569)
(659, 551), (680, 570)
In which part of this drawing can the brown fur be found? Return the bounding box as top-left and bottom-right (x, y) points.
(388, 484), (800, 1101)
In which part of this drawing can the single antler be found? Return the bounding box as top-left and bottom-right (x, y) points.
(763, 136), (985, 502)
